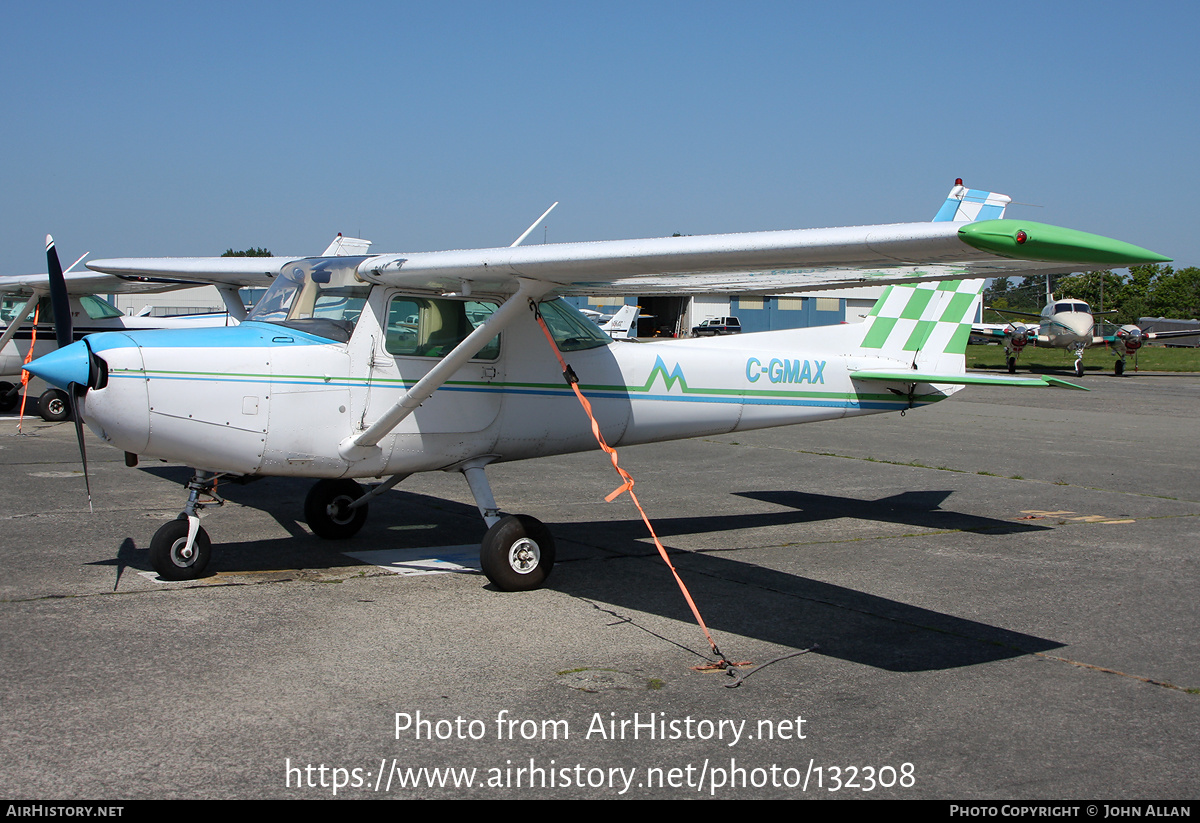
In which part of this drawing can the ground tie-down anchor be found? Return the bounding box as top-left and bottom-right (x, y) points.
(716, 646), (819, 688)
(692, 657), (753, 674)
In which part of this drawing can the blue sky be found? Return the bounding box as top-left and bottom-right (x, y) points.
(3, 1), (1196, 274)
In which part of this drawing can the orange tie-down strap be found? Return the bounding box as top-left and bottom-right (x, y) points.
(531, 301), (738, 670)
(17, 305), (40, 427)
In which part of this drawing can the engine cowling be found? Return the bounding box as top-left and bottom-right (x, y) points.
(1117, 324), (1145, 354)
(1008, 323), (1033, 350)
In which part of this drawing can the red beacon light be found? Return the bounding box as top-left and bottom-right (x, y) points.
(1015, 230), (1028, 244)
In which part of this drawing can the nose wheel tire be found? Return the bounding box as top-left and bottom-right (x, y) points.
(480, 514), (555, 592)
(0, 381), (17, 413)
(304, 479), (368, 539)
(1074, 360), (1085, 378)
(39, 388), (72, 422)
(149, 519), (212, 581)
(1006, 357), (1017, 375)
(1115, 360), (1125, 376)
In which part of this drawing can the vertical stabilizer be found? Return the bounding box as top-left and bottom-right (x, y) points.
(600, 304), (640, 339)
(932, 180), (1011, 222)
(322, 234), (373, 256)
(856, 278), (986, 373)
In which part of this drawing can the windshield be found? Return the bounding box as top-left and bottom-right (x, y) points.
(79, 295), (124, 320)
(246, 256), (371, 342)
(1054, 301), (1090, 314)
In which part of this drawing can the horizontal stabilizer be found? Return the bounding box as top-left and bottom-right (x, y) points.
(851, 370), (1088, 390)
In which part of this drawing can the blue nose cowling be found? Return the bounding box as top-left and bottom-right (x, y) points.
(23, 341), (91, 390)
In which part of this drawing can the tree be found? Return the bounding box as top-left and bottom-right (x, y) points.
(1148, 266), (1200, 320)
(222, 247), (273, 257)
(1053, 270), (1123, 313)
(984, 265), (1199, 328)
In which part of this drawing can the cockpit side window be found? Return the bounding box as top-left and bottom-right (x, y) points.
(384, 296), (500, 360)
(1, 295), (41, 323)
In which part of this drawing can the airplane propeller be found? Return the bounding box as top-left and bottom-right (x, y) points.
(42, 235), (94, 512)
(1115, 324), (1146, 351)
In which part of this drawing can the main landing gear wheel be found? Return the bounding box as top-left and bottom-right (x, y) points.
(1115, 360), (1125, 376)
(1006, 356), (1017, 375)
(39, 388), (71, 422)
(304, 479), (368, 539)
(480, 514), (555, 592)
(0, 381), (17, 413)
(149, 519), (212, 581)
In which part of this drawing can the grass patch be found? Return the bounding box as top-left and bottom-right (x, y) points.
(967, 343), (1200, 373)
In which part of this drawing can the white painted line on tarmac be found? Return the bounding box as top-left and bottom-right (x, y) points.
(344, 545), (481, 576)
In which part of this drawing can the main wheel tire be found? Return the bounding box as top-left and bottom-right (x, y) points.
(149, 519), (212, 581)
(1006, 357), (1017, 375)
(0, 381), (17, 413)
(1115, 360), (1125, 376)
(304, 479), (368, 539)
(480, 514), (555, 592)
(39, 388), (72, 422)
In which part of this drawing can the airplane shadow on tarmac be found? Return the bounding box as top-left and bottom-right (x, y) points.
(104, 467), (1062, 673)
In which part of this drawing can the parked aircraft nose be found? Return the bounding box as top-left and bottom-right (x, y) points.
(23, 340), (92, 390)
(1063, 313), (1094, 337)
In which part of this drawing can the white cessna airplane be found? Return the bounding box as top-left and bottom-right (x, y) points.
(975, 285), (1198, 377)
(24, 184), (1168, 589)
(1, 234), (371, 418)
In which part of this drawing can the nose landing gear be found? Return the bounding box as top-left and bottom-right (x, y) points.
(148, 471), (222, 580)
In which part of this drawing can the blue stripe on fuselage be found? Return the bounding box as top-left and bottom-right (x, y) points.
(85, 322), (335, 353)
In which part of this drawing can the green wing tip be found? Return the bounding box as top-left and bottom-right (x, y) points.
(959, 220), (1171, 266)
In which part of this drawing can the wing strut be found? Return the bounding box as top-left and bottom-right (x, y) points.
(338, 279), (552, 462)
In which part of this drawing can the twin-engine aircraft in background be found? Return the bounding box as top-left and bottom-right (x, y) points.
(974, 287), (1199, 376)
(24, 182), (1170, 590)
(1, 235), (371, 418)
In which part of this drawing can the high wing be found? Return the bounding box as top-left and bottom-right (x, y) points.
(985, 307), (1043, 321)
(87, 219), (1169, 298)
(3, 235), (371, 297)
(971, 324), (1018, 342)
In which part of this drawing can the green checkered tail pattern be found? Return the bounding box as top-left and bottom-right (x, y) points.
(857, 278), (985, 371)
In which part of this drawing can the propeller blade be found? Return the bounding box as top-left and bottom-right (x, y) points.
(44, 235), (93, 512)
(45, 235), (73, 349)
(70, 386), (93, 514)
